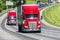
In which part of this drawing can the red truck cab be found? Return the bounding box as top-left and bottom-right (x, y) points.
(7, 11), (16, 25)
(20, 4), (41, 32)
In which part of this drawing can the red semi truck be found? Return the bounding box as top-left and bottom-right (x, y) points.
(17, 4), (41, 32)
(7, 11), (17, 25)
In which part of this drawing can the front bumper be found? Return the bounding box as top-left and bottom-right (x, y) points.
(22, 28), (41, 32)
(7, 21), (16, 24)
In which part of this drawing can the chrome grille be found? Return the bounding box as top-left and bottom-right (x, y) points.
(28, 22), (36, 29)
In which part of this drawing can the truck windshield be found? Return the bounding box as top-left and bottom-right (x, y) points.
(26, 14), (38, 18)
(8, 16), (16, 19)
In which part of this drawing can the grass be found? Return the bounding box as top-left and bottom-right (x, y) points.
(26, 0), (36, 4)
(26, 0), (48, 4)
(42, 4), (60, 27)
(40, 0), (48, 3)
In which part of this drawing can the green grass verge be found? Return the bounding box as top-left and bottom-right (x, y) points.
(40, 0), (48, 3)
(42, 4), (60, 27)
(26, 0), (36, 4)
(26, 0), (48, 4)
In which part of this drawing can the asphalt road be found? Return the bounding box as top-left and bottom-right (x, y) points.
(1, 12), (60, 40)
(1, 17), (37, 40)
(1, 16), (60, 40)
(1, 3), (60, 40)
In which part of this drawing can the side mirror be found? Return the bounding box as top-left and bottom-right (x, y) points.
(41, 16), (43, 20)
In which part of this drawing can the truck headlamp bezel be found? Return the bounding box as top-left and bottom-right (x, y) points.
(38, 21), (40, 24)
(24, 25), (29, 28)
(37, 25), (40, 28)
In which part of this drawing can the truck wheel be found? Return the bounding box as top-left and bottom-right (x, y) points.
(18, 24), (22, 32)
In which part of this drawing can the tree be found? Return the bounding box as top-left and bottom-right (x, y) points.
(0, 0), (19, 12)
(0, 0), (6, 12)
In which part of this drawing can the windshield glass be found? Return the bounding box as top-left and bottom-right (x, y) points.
(26, 14), (38, 18)
(8, 16), (16, 19)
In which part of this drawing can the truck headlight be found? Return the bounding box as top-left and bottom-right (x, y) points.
(38, 25), (40, 28)
(38, 21), (40, 24)
(24, 26), (28, 28)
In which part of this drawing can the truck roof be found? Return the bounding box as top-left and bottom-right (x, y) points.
(8, 11), (16, 16)
(22, 4), (39, 14)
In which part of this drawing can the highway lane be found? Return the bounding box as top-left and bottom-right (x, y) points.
(0, 36), (5, 40)
(0, 13), (22, 40)
(1, 17), (38, 40)
(1, 17), (60, 40)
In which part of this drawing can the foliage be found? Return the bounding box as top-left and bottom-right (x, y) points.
(0, 0), (48, 12)
(26, 0), (48, 4)
(0, 0), (19, 12)
(40, 0), (48, 3)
